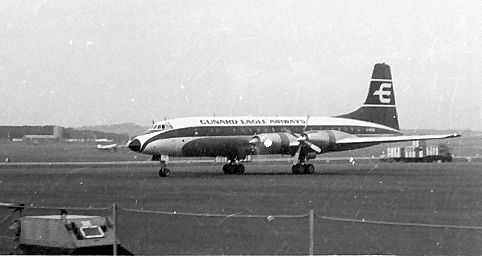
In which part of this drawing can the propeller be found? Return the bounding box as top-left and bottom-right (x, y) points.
(250, 115), (322, 160)
(300, 138), (322, 153)
(292, 115), (321, 165)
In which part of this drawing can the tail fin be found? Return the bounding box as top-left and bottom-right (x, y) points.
(337, 63), (400, 130)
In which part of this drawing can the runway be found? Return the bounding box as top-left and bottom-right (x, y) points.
(0, 155), (476, 168)
(1, 162), (481, 254)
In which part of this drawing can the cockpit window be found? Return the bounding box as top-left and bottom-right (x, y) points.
(148, 122), (173, 132)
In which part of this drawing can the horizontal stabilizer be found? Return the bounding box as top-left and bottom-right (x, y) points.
(336, 133), (461, 145)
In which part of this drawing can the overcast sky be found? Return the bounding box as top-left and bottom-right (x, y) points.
(1, 0), (480, 130)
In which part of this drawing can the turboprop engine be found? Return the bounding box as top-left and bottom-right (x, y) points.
(249, 132), (298, 155)
(250, 130), (351, 155)
(298, 131), (335, 152)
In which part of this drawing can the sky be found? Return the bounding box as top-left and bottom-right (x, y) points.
(0, 0), (481, 130)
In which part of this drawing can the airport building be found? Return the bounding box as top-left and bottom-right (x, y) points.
(23, 126), (64, 142)
(0, 125), (128, 143)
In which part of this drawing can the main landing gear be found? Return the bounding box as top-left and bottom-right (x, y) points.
(291, 163), (315, 174)
(222, 156), (245, 175)
(222, 162), (245, 175)
(291, 151), (316, 175)
(158, 160), (171, 177)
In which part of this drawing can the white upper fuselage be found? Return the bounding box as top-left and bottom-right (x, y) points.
(149, 116), (399, 131)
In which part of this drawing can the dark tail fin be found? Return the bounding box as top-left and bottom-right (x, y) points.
(337, 63), (400, 130)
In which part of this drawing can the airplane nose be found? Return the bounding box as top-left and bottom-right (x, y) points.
(128, 139), (142, 152)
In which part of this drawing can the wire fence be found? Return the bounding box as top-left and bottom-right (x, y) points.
(1, 203), (481, 255)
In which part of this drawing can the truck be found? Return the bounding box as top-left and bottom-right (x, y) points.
(382, 141), (453, 163)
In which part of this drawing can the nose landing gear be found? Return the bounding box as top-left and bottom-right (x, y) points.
(159, 168), (171, 177)
(158, 160), (171, 177)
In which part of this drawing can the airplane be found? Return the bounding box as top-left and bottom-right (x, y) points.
(128, 63), (461, 177)
(95, 138), (114, 143)
(96, 139), (119, 151)
(96, 143), (119, 151)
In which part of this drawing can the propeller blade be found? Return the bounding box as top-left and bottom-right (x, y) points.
(304, 141), (322, 153)
(249, 137), (260, 144)
(303, 115), (310, 131)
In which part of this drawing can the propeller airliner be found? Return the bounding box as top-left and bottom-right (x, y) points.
(128, 63), (460, 177)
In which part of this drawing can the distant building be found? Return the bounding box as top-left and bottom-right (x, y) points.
(0, 125), (128, 143)
(23, 126), (63, 142)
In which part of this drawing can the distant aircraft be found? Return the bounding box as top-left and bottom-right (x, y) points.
(95, 139), (114, 143)
(96, 139), (119, 151)
(96, 143), (119, 151)
(128, 63), (460, 177)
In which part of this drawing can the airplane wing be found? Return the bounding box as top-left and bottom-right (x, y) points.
(336, 133), (461, 145)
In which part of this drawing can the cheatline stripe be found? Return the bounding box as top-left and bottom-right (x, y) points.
(362, 104), (396, 108)
(371, 79), (392, 82)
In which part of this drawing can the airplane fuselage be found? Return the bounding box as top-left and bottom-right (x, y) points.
(129, 116), (401, 158)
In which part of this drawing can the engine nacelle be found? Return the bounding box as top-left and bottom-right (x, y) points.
(249, 132), (298, 154)
(303, 131), (338, 153)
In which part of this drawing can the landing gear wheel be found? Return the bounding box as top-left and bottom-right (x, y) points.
(235, 164), (245, 175)
(223, 164), (236, 174)
(223, 164), (244, 175)
(159, 168), (171, 177)
(304, 164), (315, 174)
(292, 164), (302, 174)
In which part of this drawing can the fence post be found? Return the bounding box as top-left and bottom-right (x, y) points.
(113, 202), (117, 256)
(309, 209), (314, 256)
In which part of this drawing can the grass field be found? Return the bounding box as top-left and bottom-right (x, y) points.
(1, 162), (481, 254)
